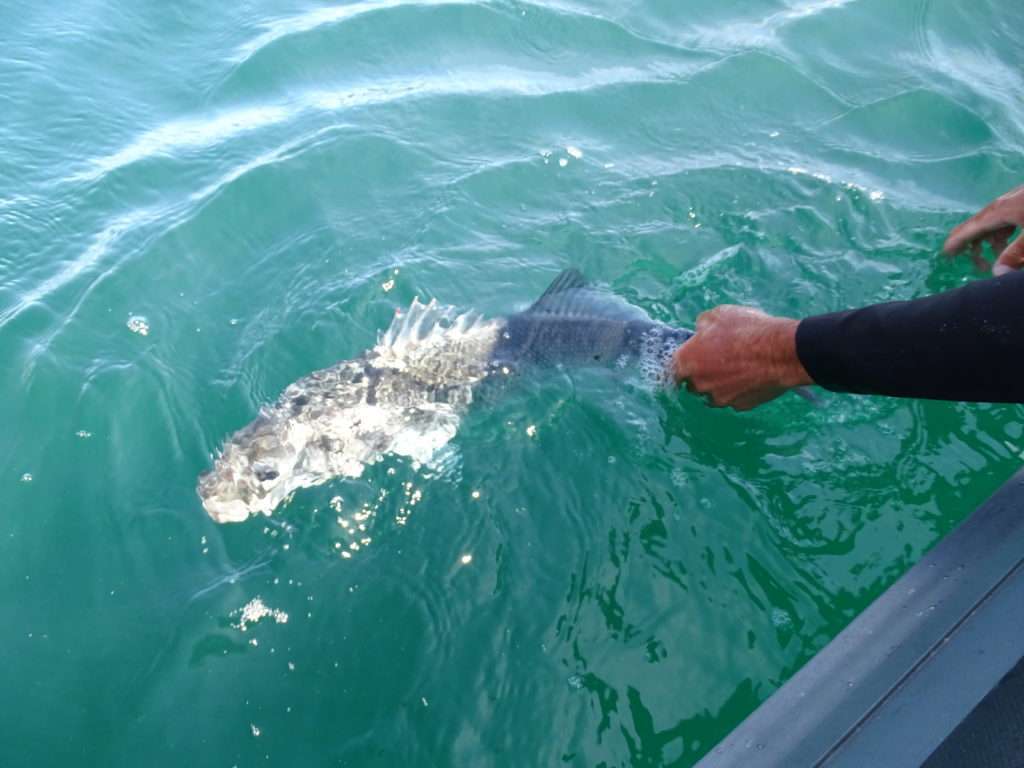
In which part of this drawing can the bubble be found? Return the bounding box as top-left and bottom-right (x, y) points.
(635, 330), (677, 386)
(566, 145), (583, 159)
(232, 597), (289, 631)
(126, 315), (149, 336)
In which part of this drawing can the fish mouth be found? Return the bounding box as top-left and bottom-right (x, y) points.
(197, 470), (253, 523)
(200, 493), (252, 523)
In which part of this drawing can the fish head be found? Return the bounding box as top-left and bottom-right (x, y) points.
(197, 412), (294, 522)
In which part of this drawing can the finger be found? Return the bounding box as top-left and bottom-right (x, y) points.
(671, 345), (691, 385)
(681, 377), (710, 403)
(705, 393), (725, 409)
(730, 394), (762, 411)
(988, 225), (1016, 257)
(678, 369), (710, 399)
(695, 310), (717, 332)
(943, 206), (1008, 256)
(993, 236), (1024, 276)
(733, 390), (784, 411)
(969, 241), (991, 272)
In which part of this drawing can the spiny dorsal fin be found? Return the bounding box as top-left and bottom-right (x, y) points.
(379, 298), (449, 349)
(529, 269), (587, 313)
(376, 298), (496, 355)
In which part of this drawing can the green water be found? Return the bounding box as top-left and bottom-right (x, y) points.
(2, 0), (1023, 765)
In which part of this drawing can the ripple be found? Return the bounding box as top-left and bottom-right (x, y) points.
(12, 126), (339, 342)
(4, 2), (1024, 765)
(0, 207), (158, 330)
(75, 63), (703, 182)
(0, 192), (38, 211)
(819, 88), (994, 161)
(233, 0), (475, 64)
(69, 104), (292, 183)
(920, 38), (1024, 148)
(668, 0), (858, 51)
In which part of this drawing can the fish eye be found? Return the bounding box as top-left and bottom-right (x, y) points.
(255, 467), (279, 483)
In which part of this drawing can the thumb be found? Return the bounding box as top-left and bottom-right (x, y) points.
(993, 236), (1024, 276)
(695, 308), (718, 332)
(671, 342), (692, 384)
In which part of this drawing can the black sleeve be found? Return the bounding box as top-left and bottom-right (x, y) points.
(795, 271), (1024, 403)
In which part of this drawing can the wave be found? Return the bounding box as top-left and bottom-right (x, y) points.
(73, 62), (699, 182)
(669, 0), (858, 51)
(0, 208), (154, 330)
(3, 126), (338, 333)
(233, 0), (475, 64)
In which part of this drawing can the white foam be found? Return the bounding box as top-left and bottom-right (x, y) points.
(126, 315), (149, 336)
(233, 597), (289, 631)
(234, 0), (468, 63)
(634, 328), (682, 388)
(77, 64), (701, 182)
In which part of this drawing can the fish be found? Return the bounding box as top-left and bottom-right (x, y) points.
(197, 269), (692, 523)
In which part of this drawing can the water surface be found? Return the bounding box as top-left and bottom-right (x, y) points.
(2, 0), (1023, 765)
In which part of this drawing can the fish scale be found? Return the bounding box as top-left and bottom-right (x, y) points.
(198, 270), (693, 522)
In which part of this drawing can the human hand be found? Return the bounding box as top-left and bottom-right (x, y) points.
(943, 185), (1024, 276)
(672, 306), (812, 411)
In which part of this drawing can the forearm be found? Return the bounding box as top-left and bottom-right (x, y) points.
(796, 271), (1024, 402)
(757, 317), (814, 390)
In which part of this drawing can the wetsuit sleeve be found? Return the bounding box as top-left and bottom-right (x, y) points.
(795, 270), (1024, 403)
